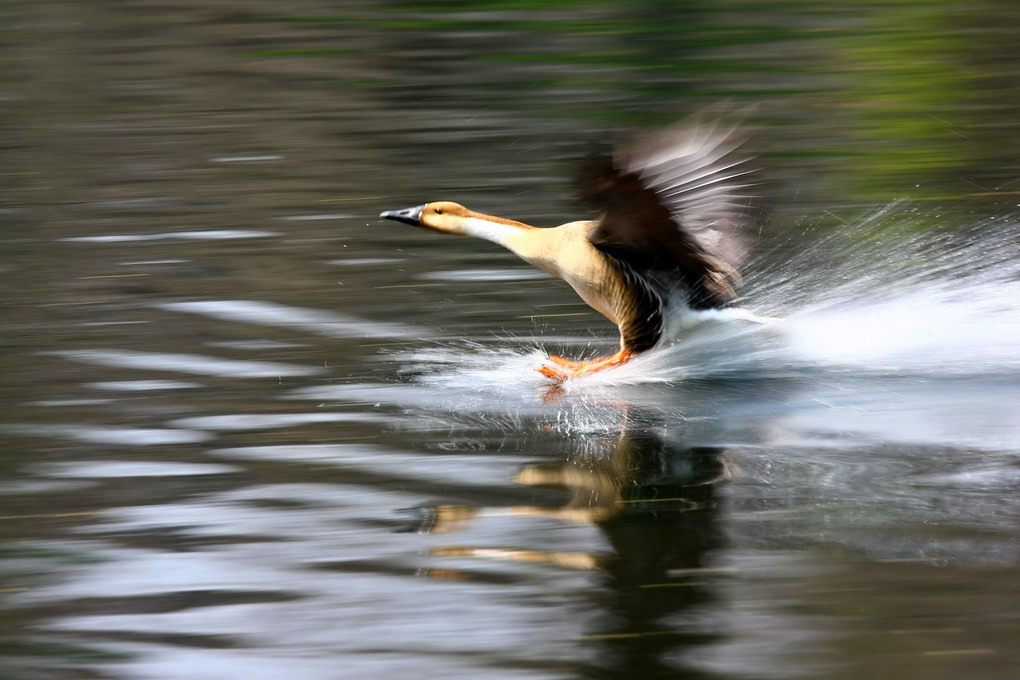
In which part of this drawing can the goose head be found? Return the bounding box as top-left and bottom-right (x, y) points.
(380, 201), (472, 235)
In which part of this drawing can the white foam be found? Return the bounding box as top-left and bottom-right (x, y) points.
(389, 208), (1020, 390)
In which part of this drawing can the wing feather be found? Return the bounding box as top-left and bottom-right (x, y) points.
(582, 117), (761, 310)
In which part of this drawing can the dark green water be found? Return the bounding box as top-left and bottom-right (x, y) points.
(2, 2), (1020, 679)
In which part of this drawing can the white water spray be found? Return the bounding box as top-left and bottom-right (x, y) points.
(394, 206), (1020, 391)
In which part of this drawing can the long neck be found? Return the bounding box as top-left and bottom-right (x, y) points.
(461, 211), (566, 278)
(461, 212), (535, 247)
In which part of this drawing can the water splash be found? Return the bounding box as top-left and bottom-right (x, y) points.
(393, 206), (1020, 391)
(750, 208), (1020, 377)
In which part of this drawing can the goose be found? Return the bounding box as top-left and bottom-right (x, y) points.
(380, 117), (761, 382)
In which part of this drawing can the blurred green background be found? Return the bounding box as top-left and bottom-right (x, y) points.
(6, 0), (1020, 227)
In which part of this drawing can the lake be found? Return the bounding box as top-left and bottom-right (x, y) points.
(2, 2), (1019, 679)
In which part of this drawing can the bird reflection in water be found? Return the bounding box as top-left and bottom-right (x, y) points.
(404, 406), (732, 678)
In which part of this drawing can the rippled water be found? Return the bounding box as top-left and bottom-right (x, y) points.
(3, 2), (1020, 679)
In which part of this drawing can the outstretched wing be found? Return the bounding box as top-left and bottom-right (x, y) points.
(582, 117), (760, 309)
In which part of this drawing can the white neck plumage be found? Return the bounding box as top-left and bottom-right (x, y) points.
(461, 216), (530, 247)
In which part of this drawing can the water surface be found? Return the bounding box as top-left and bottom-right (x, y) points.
(2, 2), (1020, 679)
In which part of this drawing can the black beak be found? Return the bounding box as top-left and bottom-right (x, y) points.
(380, 204), (425, 226)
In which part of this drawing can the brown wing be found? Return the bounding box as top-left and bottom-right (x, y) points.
(582, 118), (760, 310)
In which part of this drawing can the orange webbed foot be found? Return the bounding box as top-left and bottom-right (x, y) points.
(537, 350), (634, 383)
(547, 355), (584, 369)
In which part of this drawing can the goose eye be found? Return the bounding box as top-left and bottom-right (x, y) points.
(434, 208), (444, 214)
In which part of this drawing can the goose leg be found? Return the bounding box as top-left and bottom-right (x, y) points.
(538, 350), (634, 382)
(546, 355), (587, 370)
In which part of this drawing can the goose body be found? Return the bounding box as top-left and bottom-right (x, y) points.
(381, 118), (760, 382)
